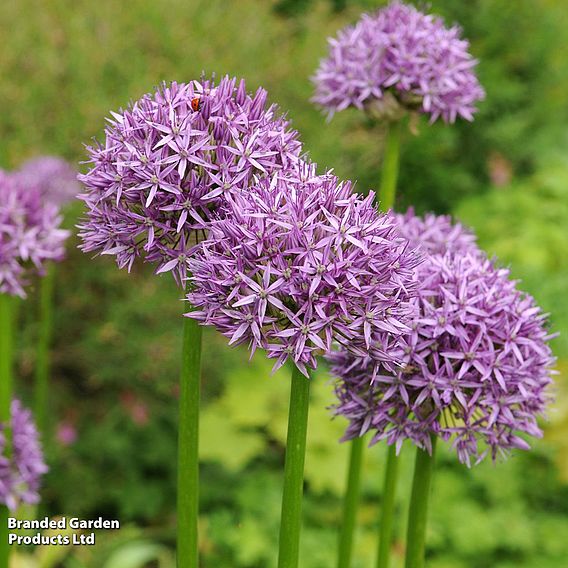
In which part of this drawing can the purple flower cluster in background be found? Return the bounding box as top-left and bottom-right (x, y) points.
(78, 76), (302, 285)
(332, 213), (555, 465)
(16, 156), (80, 207)
(312, 1), (485, 122)
(187, 162), (419, 375)
(393, 208), (477, 255)
(0, 400), (48, 510)
(0, 170), (69, 297)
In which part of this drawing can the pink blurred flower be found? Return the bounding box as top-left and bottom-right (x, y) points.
(56, 422), (77, 447)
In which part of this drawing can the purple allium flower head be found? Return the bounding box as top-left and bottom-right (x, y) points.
(312, 1), (485, 122)
(394, 208), (478, 256)
(186, 162), (419, 375)
(78, 76), (302, 285)
(332, 251), (555, 466)
(16, 156), (80, 207)
(0, 170), (69, 297)
(0, 400), (48, 510)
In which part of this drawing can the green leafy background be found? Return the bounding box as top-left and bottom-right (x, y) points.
(1, 0), (567, 566)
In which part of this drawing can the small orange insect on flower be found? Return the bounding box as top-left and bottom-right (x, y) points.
(191, 97), (202, 112)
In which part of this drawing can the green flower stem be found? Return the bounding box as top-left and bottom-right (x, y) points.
(0, 508), (8, 568)
(0, 293), (14, 568)
(34, 263), (55, 435)
(373, 117), (404, 568)
(337, 435), (364, 568)
(376, 444), (400, 568)
(334, 115), (404, 568)
(380, 120), (402, 212)
(278, 365), (311, 568)
(349, 117), (403, 568)
(177, 313), (203, 568)
(405, 438), (437, 568)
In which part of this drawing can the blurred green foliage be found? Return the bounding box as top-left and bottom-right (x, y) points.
(11, 524), (176, 568)
(2, 0), (567, 212)
(1, 0), (567, 567)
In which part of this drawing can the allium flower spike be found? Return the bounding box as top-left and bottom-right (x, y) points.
(16, 156), (80, 207)
(78, 76), (302, 286)
(0, 400), (48, 510)
(0, 170), (69, 297)
(312, 1), (485, 122)
(187, 163), (419, 375)
(333, 248), (555, 466)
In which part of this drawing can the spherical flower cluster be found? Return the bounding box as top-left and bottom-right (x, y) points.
(312, 1), (485, 122)
(0, 171), (69, 297)
(78, 76), (302, 285)
(393, 208), (477, 255)
(333, 252), (555, 465)
(0, 400), (48, 510)
(187, 163), (419, 375)
(16, 156), (80, 206)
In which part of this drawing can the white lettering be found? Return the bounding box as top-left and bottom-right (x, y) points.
(69, 517), (119, 530)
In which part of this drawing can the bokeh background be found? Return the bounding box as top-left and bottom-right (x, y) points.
(1, 0), (568, 566)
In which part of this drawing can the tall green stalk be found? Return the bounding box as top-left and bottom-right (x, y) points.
(337, 117), (404, 568)
(380, 120), (402, 211)
(405, 439), (437, 568)
(277, 366), (311, 568)
(373, 119), (404, 568)
(35, 263), (55, 435)
(376, 444), (400, 568)
(177, 314), (203, 568)
(0, 294), (14, 568)
(337, 435), (364, 568)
